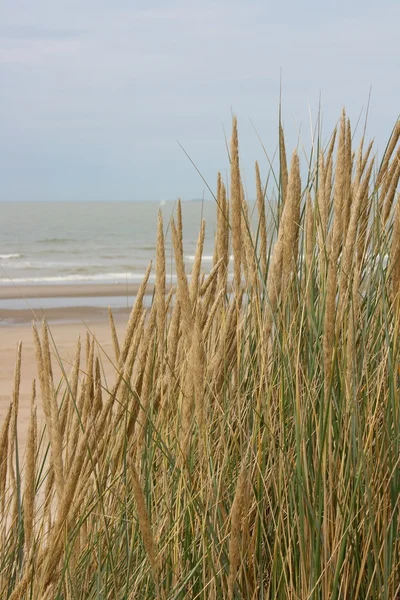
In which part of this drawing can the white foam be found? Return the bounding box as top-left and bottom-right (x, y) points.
(0, 272), (159, 284)
(185, 254), (233, 262)
(0, 254), (21, 259)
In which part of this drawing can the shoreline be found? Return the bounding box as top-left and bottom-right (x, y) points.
(0, 304), (132, 326)
(0, 282), (156, 300)
(0, 283), (156, 326)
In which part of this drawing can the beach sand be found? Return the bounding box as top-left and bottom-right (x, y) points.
(0, 291), (131, 456)
(0, 283), (147, 300)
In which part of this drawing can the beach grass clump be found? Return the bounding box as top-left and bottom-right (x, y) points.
(0, 110), (399, 599)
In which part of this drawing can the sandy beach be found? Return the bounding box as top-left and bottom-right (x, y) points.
(0, 288), (131, 454)
(0, 282), (148, 300)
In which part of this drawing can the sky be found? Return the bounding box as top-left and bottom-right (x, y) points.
(0, 0), (399, 202)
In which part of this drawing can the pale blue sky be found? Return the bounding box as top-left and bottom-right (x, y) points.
(0, 0), (399, 201)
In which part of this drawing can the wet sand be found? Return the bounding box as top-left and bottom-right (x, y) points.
(0, 283), (148, 300)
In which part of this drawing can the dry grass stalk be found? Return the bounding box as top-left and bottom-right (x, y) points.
(375, 120), (400, 187)
(355, 140), (375, 262)
(316, 152), (328, 276)
(85, 331), (90, 368)
(133, 305), (157, 401)
(345, 262), (361, 397)
(382, 147), (400, 225)
(391, 201), (400, 301)
(214, 172), (223, 268)
(329, 109), (346, 256)
(135, 352), (156, 469)
(39, 428), (95, 591)
(241, 190), (257, 289)
(189, 219), (206, 305)
(33, 325), (50, 428)
(203, 288), (225, 342)
(66, 381), (86, 470)
(119, 262), (152, 366)
(279, 122), (288, 204)
(181, 364), (194, 456)
(353, 137), (373, 191)
(339, 157), (374, 310)
(61, 336), (81, 434)
(323, 112), (348, 394)
(41, 583), (56, 600)
(342, 118), (353, 240)
(171, 218), (192, 341)
(263, 220), (284, 346)
(42, 322), (64, 503)
(129, 462), (160, 595)
(214, 174), (229, 283)
(326, 127), (337, 164)
(255, 161), (267, 277)
(55, 421), (97, 530)
(41, 323), (54, 388)
(0, 402), (12, 513)
(323, 263), (337, 399)
(281, 150), (301, 291)
(93, 357), (103, 415)
(23, 380), (37, 553)
(117, 310), (147, 417)
(83, 335), (95, 424)
(230, 116), (242, 293)
(156, 210), (166, 347)
(228, 461), (249, 599)
(108, 307), (120, 362)
(322, 129), (337, 254)
(200, 273), (219, 332)
(176, 198), (184, 259)
(209, 296), (241, 394)
(324, 149), (334, 225)
(8, 341), (22, 508)
(199, 257), (222, 299)
(359, 139), (374, 179)
(166, 298), (181, 391)
(192, 312), (206, 446)
(43, 465), (55, 532)
(305, 191), (314, 276)
(218, 179), (230, 294)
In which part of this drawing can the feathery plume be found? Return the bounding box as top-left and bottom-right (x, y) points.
(376, 120), (400, 187)
(130, 462), (160, 593)
(155, 210), (166, 346)
(189, 219), (206, 305)
(171, 218), (192, 341)
(391, 201), (400, 301)
(281, 150), (301, 290)
(0, 402), (12, 513)
(279, 122), (288, 205)
(23, 381), (37, 552)
(108, 307), (120, 362)
(228, 461), (249, 599)
(119, 262), (152, 366)
(255, 161), (267, 277)
(230, 116), (242, 293)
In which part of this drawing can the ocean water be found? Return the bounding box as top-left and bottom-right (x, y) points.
(0, 201), (219, 287)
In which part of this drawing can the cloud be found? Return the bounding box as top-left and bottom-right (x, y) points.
(0, 0), (399, 201)
(0, 25), (86, 41)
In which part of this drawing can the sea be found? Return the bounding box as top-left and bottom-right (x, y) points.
(0, 201), (220, 311)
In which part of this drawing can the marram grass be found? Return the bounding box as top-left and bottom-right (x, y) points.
(1, 111), (400, 599)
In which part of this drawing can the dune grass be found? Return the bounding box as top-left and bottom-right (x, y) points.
(1, 111), (400, 599)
